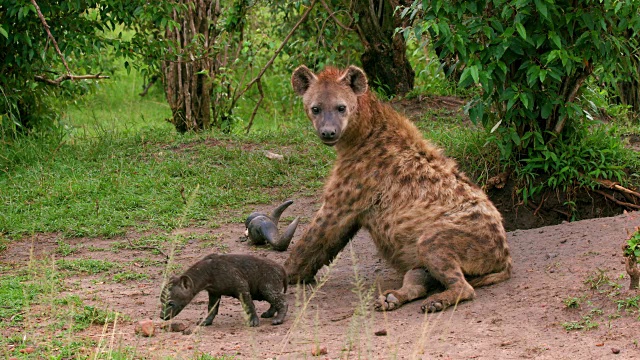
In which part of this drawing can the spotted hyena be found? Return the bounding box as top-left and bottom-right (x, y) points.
(284, 65), (512, 313)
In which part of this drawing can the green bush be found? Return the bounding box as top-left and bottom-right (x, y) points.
(404, 0), (640, 193)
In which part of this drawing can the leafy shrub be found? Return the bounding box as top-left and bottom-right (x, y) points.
(403, 0), (640, 195)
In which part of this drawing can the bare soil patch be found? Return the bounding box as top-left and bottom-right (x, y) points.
(2, 196), (640, 359)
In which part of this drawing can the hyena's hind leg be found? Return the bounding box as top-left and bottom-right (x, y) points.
(374, 268), (438, 311)
(417, 230), (478, 313)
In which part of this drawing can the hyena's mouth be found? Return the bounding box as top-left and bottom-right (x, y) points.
(321, 138), (339, 146)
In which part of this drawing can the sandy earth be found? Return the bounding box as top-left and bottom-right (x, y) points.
(2, 198), (640, 360)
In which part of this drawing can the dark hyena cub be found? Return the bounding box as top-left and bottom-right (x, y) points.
(160, 254), (288, 327)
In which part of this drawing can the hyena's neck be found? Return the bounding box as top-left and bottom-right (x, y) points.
(336, 92), (422, 155)
(183, 260), (215, 295)
(336, 92), (383, 153)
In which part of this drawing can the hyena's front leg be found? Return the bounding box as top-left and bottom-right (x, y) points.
(284, 203), (361, 284)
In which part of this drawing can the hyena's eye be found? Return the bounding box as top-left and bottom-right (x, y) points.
(311, 106), (320, 115)
(337, 105), (346, 113)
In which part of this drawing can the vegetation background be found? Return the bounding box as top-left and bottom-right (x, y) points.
(1, 0), (640, 358)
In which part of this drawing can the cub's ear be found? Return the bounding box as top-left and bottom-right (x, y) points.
(179, 275), (194, 290)
(339, 66), (368, 96)
(291, 65), (317, 96)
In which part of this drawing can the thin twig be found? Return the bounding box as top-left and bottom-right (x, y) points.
(533, 192), (548, 217)
(34, 73), (110, 85)
(593, 178), (640, 200)
(244, 78), (265, 133)
(31, 0), (71, 75)
(320, 0), (355, 31)
(127, 239), (169, 261)
(593, 189), (640, 210)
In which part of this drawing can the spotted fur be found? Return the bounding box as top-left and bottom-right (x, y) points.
(285, 65), (512, 313)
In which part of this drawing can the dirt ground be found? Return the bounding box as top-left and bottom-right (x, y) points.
(2, 197), (640, 360)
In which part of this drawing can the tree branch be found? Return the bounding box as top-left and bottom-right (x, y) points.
(320, 0), (355, 31)
(244, 78), (264, 134)
(230, 0), (318, 126)
(553, 67), (592, 135)
(31, 0), (71, 75)
(31, 0), (110, 86)
(34, 73), (110, 86)
(593, 189), (640, 210)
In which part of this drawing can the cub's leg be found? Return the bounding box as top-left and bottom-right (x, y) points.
(260, 292), (288, 325)
(200, 293), (220, 326)
(267, 293), (288, 325)
(239, 292), (260, 327)
(417, 230), (477, 313)
(284, 203), (361, 284)
(260, 305), (277, 318)
(374, 268), (434, 311)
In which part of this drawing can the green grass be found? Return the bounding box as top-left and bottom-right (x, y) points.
(62, 68), (174, 136)
(0, 123), (333, 238)
(414, 108), (500, 184)
(112, 271), (149, 283)
(0, 276), (37, 321)
(56, 259), (119, 274)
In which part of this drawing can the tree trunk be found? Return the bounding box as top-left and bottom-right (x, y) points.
(617, 79), (640, 114)
(354, 0), (414, 97)
(162, 0), (218, 133)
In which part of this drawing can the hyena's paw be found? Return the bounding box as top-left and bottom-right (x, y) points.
(420, 295), (450, 313)
(374, 291), (403, 312)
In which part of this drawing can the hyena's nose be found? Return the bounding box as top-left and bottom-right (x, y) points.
(320, 127), (337, 141)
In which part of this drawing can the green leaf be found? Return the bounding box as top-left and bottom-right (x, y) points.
(470, 65), (479, 84)
(511, 131), (521, 146)
(541, 101), (553, 119)
(458, 67), (471, 86)
(520, 93), (529, 109)
(515, 22), (527, 40)
(549, 31), (561, 49)
(534, 0), (548, 18)
(0, 25), (7, 39)
(539, 69), (547, 83)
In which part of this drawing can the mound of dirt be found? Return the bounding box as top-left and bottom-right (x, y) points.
(2, 197), (640, 359)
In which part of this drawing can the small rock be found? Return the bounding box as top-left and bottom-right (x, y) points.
(164, 321), (188, 332)
(135, 319), (155, 337)
(311, 345), (327, 356)
(612, 348), (620, 354)
(374, 329), (387, 336)
(20, 347), (35, 354)
(545, 253), (558, 259)
(183, 328), (193, 335)
(265, 151), (284, 160)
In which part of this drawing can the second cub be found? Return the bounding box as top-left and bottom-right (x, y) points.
(160, 253), (287, 327)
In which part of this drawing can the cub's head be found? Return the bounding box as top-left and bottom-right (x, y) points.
(291, 65), (368, 146)
(160, 275), (194, 321)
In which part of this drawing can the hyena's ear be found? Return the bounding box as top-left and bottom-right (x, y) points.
(179, 275), (194, 290)
(339, 66), (368, 96)
(291, 65), (317, 96)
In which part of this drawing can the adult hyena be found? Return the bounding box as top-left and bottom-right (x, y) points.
(284, 65), (512, 313)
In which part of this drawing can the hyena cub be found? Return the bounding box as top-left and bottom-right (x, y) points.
(160, 254), (287, 327)
(285, 65), (512, 313)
